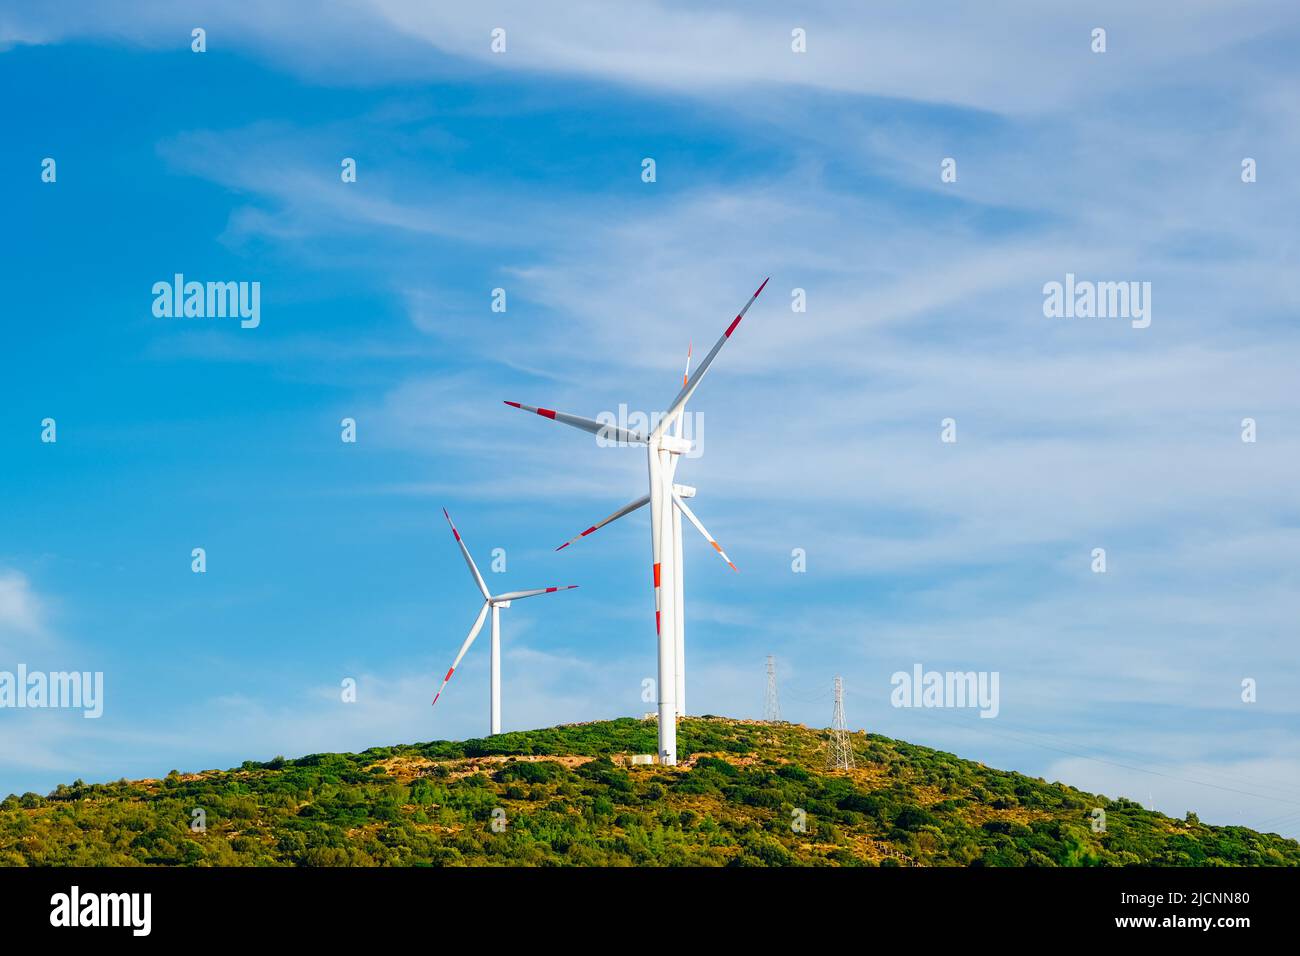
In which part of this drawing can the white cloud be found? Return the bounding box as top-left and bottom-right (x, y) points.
(10, 2), (1295, 114)
(0, 571), (50, 661)
(0, 571), (42, 636)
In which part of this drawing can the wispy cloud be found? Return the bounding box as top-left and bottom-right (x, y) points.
(12, 1), (1294, 113)
(0, 571), (43, 640)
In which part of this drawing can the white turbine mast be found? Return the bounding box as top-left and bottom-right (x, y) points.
(505, 278), (768, 764)
(431, 509), (578, 736)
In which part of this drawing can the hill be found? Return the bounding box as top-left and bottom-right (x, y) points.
(2, 717), (1297, 866)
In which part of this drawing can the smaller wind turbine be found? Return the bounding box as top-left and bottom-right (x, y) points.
(432, 509), (578, 735)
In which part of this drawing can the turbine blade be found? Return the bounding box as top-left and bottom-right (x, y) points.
(672, 342), (692, 439)
(443, 509), (490, 599)
(504, 401), (647, 445)
(432, 601), (490, 706)
(672, 494), (738, 572)
(652, 278), (769, 440)
(493, 585), (579, 602)
(555, 493), (651, 550)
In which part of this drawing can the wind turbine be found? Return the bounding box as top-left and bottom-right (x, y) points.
(505, 278), (768, 764)
(431, 509), (578, 736)
(551, 344), (737, 720)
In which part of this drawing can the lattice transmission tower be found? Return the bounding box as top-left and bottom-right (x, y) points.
(763, 655), (781, 722)
(826, 676), (855, 770)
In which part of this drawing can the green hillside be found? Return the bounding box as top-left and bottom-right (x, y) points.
(2, 717), (1296, 866)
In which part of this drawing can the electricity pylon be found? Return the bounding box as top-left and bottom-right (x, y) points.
(827, 676), (855, 770)
(764, 655), (781, 722)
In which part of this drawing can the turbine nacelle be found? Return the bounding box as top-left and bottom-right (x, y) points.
(657, 434), (694, 455)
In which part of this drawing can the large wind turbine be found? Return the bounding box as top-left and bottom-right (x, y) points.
(505, 278), (767, 764)
(432, 509), (578, 735)
(551, 345), (737, 720)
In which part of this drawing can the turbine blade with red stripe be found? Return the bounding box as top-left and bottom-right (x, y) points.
(443, 509), (490, 599)
(493, 586), (580, 602)
(671, 343), (692, 439)
(504, 401), (647, 445)
(652, 278), (769, 440)
(555, 493), (651, 551)
(432, 601), (490, 706)
(672, 493), (738, 572)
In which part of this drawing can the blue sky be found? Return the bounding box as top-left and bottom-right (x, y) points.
(3, 2), (1300, 838)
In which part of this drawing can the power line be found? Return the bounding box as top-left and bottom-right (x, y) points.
(901, 702), (1300, 815)
(781, 684), (1300, 834)
(838, 687), (1300, 815)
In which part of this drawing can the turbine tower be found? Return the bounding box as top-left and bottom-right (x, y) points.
(764, 655), (781, 722)
(671, 345), (692, 717)
(506, 278), (768, 764)
(432, 509), (578, 735)
(827, 676), (855, 770)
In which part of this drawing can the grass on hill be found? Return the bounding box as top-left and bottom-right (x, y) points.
(2, 717), (1296, 866)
